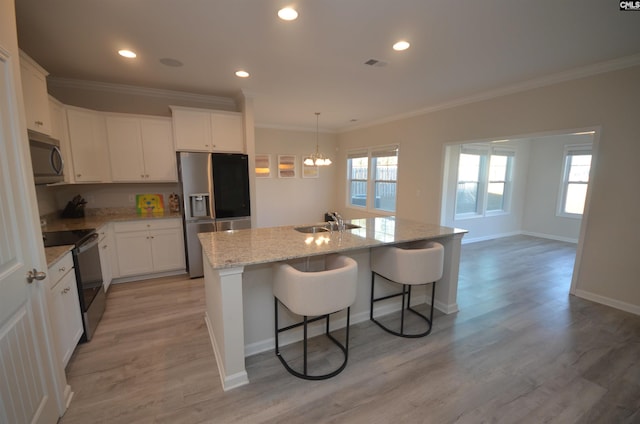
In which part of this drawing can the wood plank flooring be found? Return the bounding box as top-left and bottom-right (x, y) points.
(60, 236), (640, 423)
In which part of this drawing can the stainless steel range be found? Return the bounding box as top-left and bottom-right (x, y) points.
(43, 229), (105, 341)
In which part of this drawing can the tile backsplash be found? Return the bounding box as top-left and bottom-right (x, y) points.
(36, 182), (181, 217)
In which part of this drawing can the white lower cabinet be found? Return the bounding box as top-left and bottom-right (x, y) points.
(113, 219), (185, 278)
(47, 251), (83, 368)
(97, 224), (114, 292)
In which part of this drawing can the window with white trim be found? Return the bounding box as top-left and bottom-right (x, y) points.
(347, 145), (398, 212)
(558, 145), (591, 217)
(455, 145), (514, 217)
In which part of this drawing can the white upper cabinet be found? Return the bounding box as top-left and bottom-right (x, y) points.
(171, 105), (244, 153)
(66, 107), (111, 183)
(19, 51), (52, 135)
(211, 112), (244, 152)
(141, 118), (177, 181)
(106, 115), (177, 182)
(105, 116), (145, 181)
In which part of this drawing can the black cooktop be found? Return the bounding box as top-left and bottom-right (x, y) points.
(43, 229), (96, 248)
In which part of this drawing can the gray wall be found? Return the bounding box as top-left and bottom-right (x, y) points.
(521, 134), (593, 242)
(336, 65), (640, 315)
(254, 127), (339, 227)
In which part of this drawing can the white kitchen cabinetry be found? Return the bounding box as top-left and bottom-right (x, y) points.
(106, 115), (177, 182)
(171, 105), (244, 153)
(19, 51), (52, 135)
(113, 219), (185, 278)
(97, 224), (114, 292)
(49, 97), (76, 183)
(47, 251), (83, 368)
(66, 107), (111, 182)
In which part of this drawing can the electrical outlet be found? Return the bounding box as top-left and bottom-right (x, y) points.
(128, 194), (135, 204)
(86, 195), (95, 204)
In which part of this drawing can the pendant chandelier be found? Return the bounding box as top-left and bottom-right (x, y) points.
(304, 112), (332, 166)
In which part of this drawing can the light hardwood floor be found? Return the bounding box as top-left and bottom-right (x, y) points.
(60, 236), (640, 423)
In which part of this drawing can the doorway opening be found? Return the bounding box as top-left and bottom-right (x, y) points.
(440, 128), (598, 295)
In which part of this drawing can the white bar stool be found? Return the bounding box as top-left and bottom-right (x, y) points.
(273, 254), (358, 380)
(370, 241), (444, 338)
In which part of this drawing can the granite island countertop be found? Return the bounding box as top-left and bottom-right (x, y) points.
(198, 216), (467, 270)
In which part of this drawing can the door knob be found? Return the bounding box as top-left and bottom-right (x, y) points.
(26, 268), (47, 283)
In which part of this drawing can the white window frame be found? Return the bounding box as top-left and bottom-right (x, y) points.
(346, 145), (399, 214)
(557, 144), (592, 219)
(485, 148), (515, 215)
(454, 144), (515, 219)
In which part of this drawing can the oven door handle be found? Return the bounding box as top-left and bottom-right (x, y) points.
(76, 233), (100, 254)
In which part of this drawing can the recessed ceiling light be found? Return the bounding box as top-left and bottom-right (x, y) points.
(118, 49), (137, 58)
(278, 7), (298, 21)
(235, 70), (250, 78)
(392, 40), (410, 51)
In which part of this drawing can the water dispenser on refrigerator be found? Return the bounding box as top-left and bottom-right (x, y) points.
(189, 193), (211, 218)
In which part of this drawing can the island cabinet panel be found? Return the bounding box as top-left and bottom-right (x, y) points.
(106, 115), (177, 182)
(113, 219), (185, 278)
(171, 105), (244, 153)
(19, 51), (52, 135)
(47, 252), (83, 368)
(66, 107), (111, 183)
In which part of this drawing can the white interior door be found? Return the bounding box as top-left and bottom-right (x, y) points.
(0, 36), (60, 424)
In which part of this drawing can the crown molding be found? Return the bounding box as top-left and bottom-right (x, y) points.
(255, 122), (337, 134)
(47, 77), (237, 110)
(340, 53), (640, 133)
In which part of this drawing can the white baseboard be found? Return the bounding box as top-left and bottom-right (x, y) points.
(520, 231), (578, 244)
(461, 230), (578, 244)
(204, 313), (249, 391)
(461, 231), (521, 244)
(110, 269), (187, 285)
(573, 289), (640, 316)
(63, 385), (74, 410)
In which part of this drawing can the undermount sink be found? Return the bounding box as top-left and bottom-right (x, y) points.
(294, 223), (362, 233)
(294, 225), (330, 234)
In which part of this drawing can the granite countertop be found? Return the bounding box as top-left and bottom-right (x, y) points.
(42, 210), (182, 232)
(198, 216), (467, 270)
(45, 245), (74, 267)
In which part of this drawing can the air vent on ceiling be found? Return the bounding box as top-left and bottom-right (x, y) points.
(364, 58), (387, 67)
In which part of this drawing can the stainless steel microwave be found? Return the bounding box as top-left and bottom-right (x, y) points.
(29, 130), (64, 185)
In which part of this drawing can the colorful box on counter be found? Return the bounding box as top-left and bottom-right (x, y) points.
(136, 194), (164, 215)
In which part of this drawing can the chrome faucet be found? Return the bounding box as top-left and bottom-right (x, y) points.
(329, 212), (344, 232)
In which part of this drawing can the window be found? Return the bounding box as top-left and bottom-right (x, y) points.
(347, 145), (398, 212)
(487, 149), (514, 212)
(455, 145), (514, 217)
(559, 146), (591, 217)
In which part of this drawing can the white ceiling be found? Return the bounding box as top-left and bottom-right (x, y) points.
(14, 0), (640, 131)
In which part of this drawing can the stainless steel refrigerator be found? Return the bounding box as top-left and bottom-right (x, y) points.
(178, 152), (251, 278)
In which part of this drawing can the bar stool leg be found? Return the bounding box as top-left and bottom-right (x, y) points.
(303, 316), (308, 376)
(274, 297), (280, 357)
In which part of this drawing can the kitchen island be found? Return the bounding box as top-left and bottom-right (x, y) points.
(198, 217), (466, 391)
